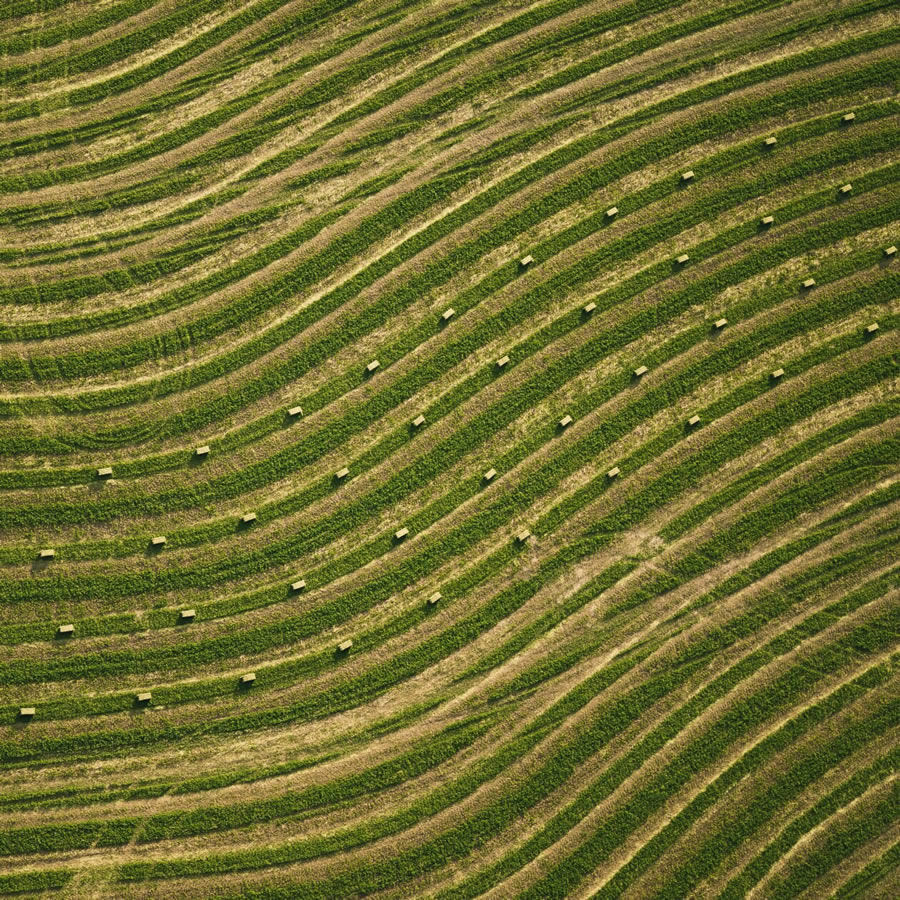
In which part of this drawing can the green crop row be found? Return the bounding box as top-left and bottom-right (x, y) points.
(0, 0), (354, 120)
(524, 0), (892, 105)
(0, 0), (159, 56)
(340, 0), (707, 152)
(1, 341), (891, 761)
(492, 520), (899, 710)
(589, 687), (899, 899)
(0, 202), (345, 342)
(3, 293), (886, 649)
(0, 712), (496, 855)
(5, 59), (888, 464)
(3, 259), (892, 640)
(561, 23), (900, 122)
(0, 867), (73, 895)
(450, 596), (898, 900)
(766, 781), (900, 899)
(4, 99), (891, 507)
(714, 746), (900, 899)
(6, 51), (893, 384)
(219, 594), (898, 897)
(4, 139), (894, 546)
(349, 0), (868, 156)
(831, 837), (900, 899)
(18, 546), (879, 863)
(2, 0), (232, 86)
(0, 0), (491, 192)
(0, 0), (362, 160)
(113, 540), (898, 880)
(4, 218), (893, 598)
(0, 203), (287, 308)
(2, 375), (893, 772)
(593, 688), (900, 900)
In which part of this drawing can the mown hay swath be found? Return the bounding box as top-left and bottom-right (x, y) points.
(1, 3), (897, 897)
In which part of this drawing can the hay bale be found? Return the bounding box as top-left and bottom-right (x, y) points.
(681, 170), (695, 182)
(865, 322), (879, 334)
(483, 468), (497, 482)
(607, 466), (620, 478)
(764, 136), (777, 147)
(291, 579), (307, 592)
(180, 609), (196, 620)
(633, 365), (649, 377)
(288, 406), (303, 417)
(151, 536), (167, 547)
(412, 414), (426, 427)
(516, 530), (531, 543)
(839, 183), (852, 194)
(335, 467), (350, 480)
(97, 467), (113, 478)
(519, 255), (534, 267)
(39, 548), (55, 559)
(714, 318), (728, 329)
(583, 301), (597, 314)
(559, 415), (573, 428)
(395, 527), (409, 540)
(761, 215), (774, 226)
(496, 355), (510, 368)
(771, 368), (785, 380)
(195, 446), (210, 457)
(338, 639), (353, 652)
(240, 673), (256, 685)
(366, 359), (380, 373)
(801, 278), (816, 289)
(19, 708), (35, 718)
(884, 246), (896, 257)
(606, 206), (618, 218)
(57, 624), (74, 635)
(240, 512), (257, 525)
(137, 693), (152, 704)
(428, 592), (442, 606)
(441, 308), (455, 321)
(841, 112), (855, 123)
(676, 254), (689, 265)
(688, 415), (700, 426)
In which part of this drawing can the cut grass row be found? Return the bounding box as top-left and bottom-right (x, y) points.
(0, 709), (501, 854)
(4, 298), (889, 647)
(3, 373), (895, 764)
(97, 540), (900, 879)
(196, 597), (899, 897)
(764, 779), (900, 900)
(554, 673), (900, 900)
(1, 0), (234, 86)
(4, 56), (894, 387)
(3, 189), (894, 573)
(0, 201), (291, 308)
(672, 746), (900, 899)
(2, 10), (893, 241)
(3, 103), (893, 508)
(519, 0), (894, 100)
(3, 267), (893, 640)
(6, 513), (886, 816)
(0, 0), (594, 216)
(3, 142), (894, 538)
(0, 0), (495, 193)
(3, 550), (888, 859)
(433, 587), (899, 900)
(0, 0), (359, 120)
(0, 0), (160, 57)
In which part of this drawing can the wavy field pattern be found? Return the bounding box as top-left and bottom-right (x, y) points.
(0, 0), (897, 897)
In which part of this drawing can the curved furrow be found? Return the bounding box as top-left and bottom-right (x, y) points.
(1, 2), (896, 896)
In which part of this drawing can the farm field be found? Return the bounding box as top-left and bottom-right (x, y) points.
(0, 0), (897, 897)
